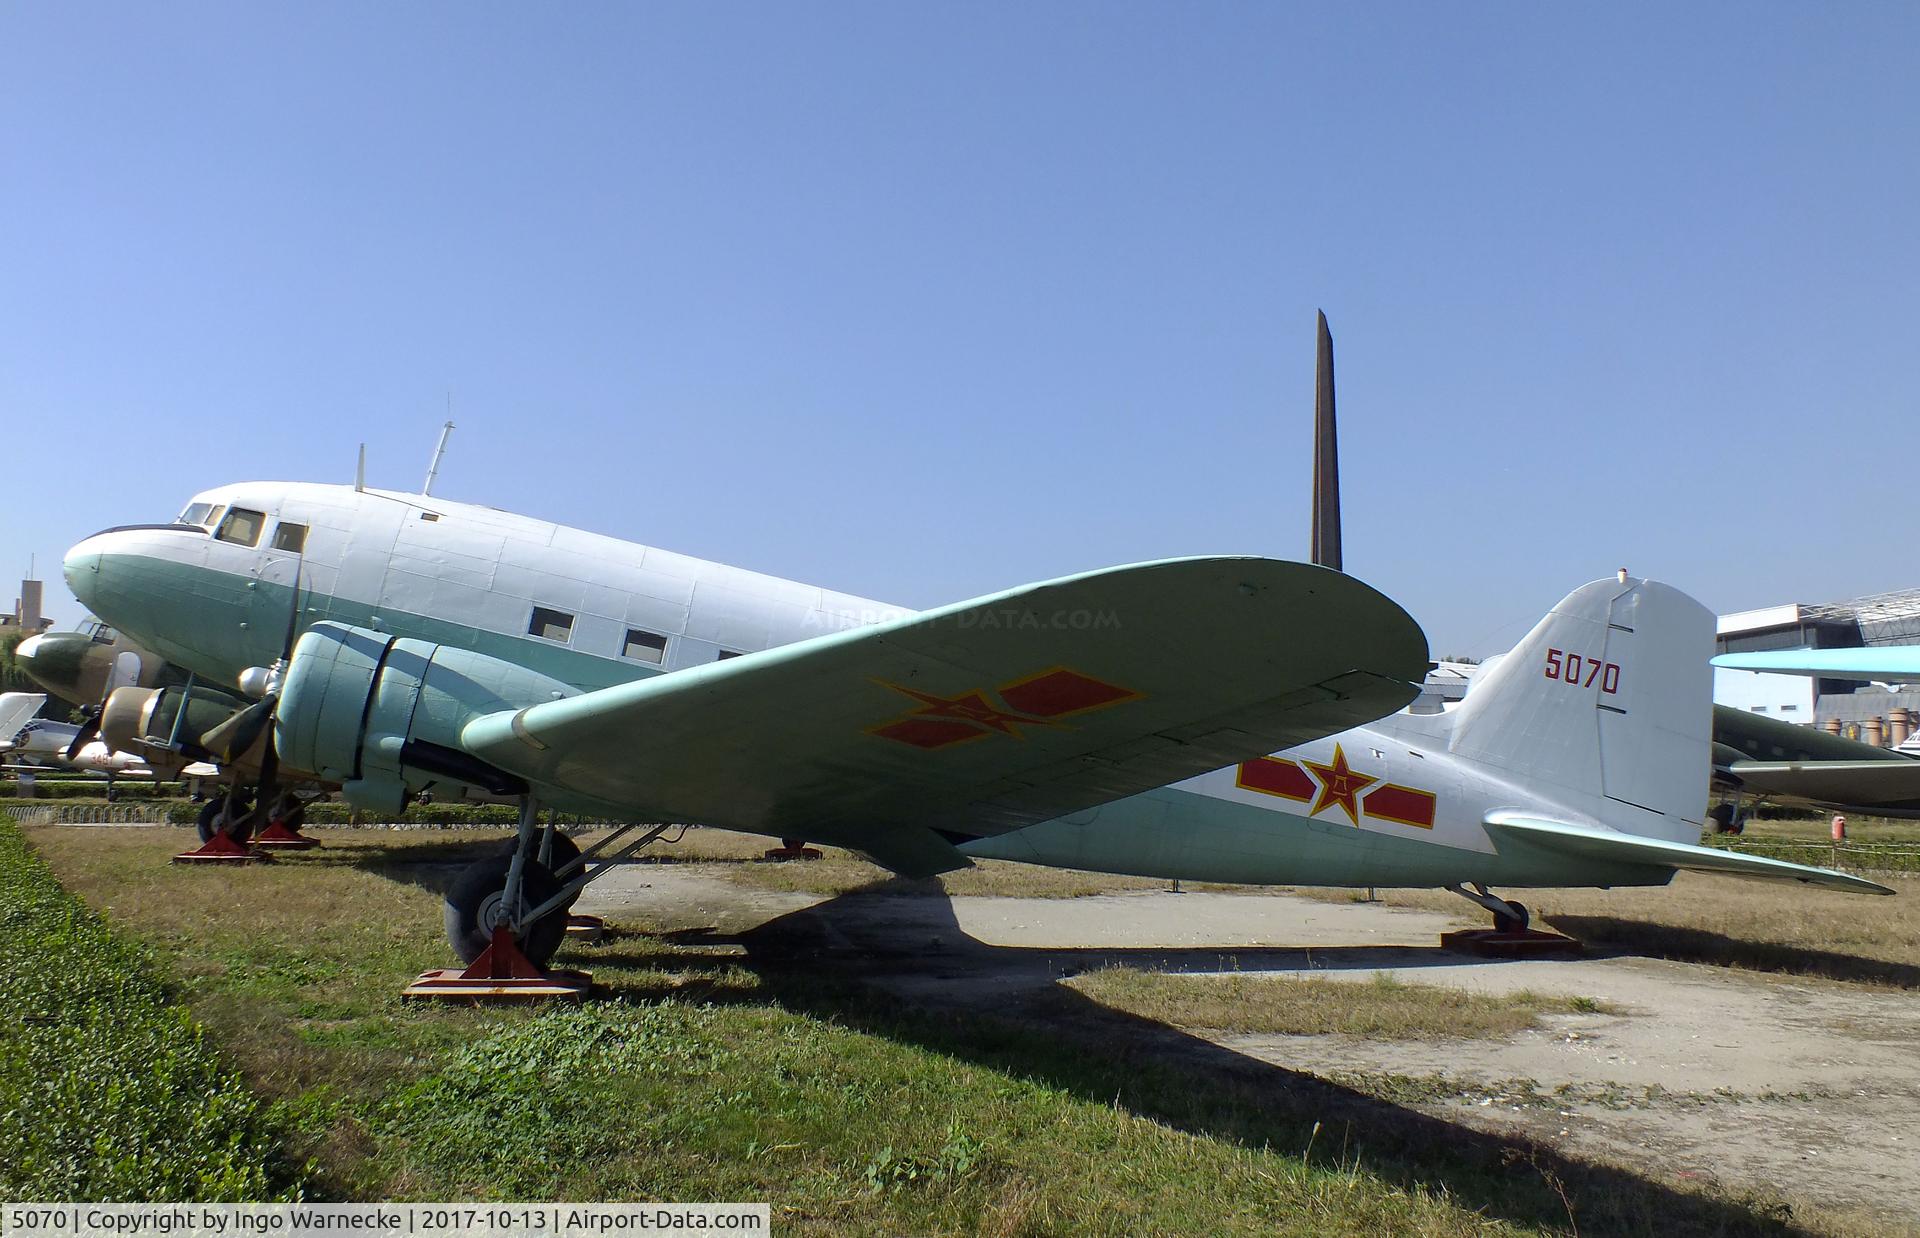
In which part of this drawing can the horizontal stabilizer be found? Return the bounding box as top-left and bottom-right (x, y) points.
(1485, 812), (1892, 895)
(1714, 649), (1920, 680)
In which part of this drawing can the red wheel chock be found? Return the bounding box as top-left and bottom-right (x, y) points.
(403, 927), (592, 1002)
(172, 831), (274, 865)
(1440, 927), (1583, 958)
(251, 817), (321, 850)
(763, 838), (823, 861)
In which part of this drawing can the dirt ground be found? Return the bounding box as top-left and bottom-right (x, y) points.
(578, 866), (1920, 1228)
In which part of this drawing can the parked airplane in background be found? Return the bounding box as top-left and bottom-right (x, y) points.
(52, 318), (1889, 975)
(1710, 703), (1920, 823)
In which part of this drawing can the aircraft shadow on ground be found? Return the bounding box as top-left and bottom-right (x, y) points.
(595, 878), (1813, 1237)
(1544, 913), (1919, 990)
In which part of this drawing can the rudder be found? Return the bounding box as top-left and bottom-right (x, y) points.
(1447, 576), (1712, 842)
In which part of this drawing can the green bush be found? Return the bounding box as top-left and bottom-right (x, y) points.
(0, 813), (307, 1200)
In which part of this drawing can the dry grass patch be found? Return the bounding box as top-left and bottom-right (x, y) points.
(1066, 966), (1612, 1039)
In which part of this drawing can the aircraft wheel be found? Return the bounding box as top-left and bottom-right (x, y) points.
(1494, 901), (1530, 933)
(444, 854), (569, 966)
(1708, 803), (1737, 834)
(195, 793), (252, 844)
(498, 832), (583, 905)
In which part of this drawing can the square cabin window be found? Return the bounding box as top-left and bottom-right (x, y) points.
(528, 606), (574, 643)
(271, 522), (308, 553)
(622, 628), (667, 664)
(215, 507), (265, 547)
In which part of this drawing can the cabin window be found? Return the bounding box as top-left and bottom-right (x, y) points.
(528, 606), (574, 642)
(622, 628), (667, 664)
(717, 649), (746, 661)
(419, 512), (440, 522)
(175, 501), (215, 527)
(215, 507), (265, 547)
(271, 522), (308, 553)
(1778, 704), (1798, 713)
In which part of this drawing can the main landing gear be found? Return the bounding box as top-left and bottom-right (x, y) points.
(175, 787), (322, 863)
(1440, 882), (1582, 957)
(405, 799), (679, 1002)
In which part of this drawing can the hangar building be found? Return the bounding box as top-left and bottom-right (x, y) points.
(1716, 589), (1920, 745)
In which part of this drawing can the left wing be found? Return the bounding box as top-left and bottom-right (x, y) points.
(464, 556), (1428, 875)
(1485, 813), (1892, 895)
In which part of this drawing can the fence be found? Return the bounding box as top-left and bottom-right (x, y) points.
(1710, 837), (1920, 876)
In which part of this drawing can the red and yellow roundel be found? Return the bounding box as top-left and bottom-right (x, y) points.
(1236, 744), (1435, 829)
(871, 667), (1141, 750)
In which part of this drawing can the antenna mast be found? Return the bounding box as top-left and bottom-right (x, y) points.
(422, 419), (455, 497)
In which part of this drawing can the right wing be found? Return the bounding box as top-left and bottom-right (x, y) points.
(1725, 759), (1920, 813)
(465, 556), (1429, 874)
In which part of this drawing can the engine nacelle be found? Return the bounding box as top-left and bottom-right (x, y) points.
(100, 682), (252, 762)
(276, 622), (577, 815)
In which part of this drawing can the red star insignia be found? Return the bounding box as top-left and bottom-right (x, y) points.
(1302, 743), (1378, 826)
(886, 684), (1053, 738)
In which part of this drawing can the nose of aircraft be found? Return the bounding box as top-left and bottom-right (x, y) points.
(62, 533), (111, 612)
(11, 631), (92, 701)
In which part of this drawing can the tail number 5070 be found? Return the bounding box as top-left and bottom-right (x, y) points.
(1544, 647), (1620, 694)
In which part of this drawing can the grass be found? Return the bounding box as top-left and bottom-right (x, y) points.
(0, 814), (306, 1201)
(1065, 967), (1616, 1038)
(18, 823), (1841, 1235)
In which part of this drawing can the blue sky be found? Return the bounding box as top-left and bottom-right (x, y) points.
(3, 3), (1916, 656)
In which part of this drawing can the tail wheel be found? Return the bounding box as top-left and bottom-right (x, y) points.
(444, 854), (569, 966)
(1494, 901), (1531, 933)
(195, 793), (252, 844)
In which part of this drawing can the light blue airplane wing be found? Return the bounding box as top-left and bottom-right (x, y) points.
(1713, 648), (1920, 679)
(1485, 813), (1892, 895)
(463, 557), (1428, 876)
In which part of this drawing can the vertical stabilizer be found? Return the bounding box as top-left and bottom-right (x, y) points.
(1311, 310), (1342, 571)
(1447, 576), (1713, 842)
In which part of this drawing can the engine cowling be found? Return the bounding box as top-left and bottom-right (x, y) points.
(100, 683), (253, 762)
(275, 622), (577, 815)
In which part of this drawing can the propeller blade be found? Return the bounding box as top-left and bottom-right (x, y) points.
(63, 710), (101, 761)
(202, 697), (275, 765)
(1311, 308), (1342, 572)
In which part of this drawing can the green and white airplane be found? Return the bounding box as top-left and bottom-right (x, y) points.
(52, 466), (1888, 970)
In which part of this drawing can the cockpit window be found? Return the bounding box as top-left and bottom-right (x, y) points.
(215, 507), (266, 547)
(271, 522), (308, 553)
(88, 623), (117, 645)
(175, 501), (215, 527)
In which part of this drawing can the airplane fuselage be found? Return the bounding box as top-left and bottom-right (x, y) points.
(65, 481), (1686, 891)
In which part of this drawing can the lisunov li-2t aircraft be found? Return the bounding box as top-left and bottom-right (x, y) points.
(51, 349), (1888, 976)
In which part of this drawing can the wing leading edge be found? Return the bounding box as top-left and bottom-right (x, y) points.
(462, 556), (1430, 875)
(1485, 813), (1892, 895)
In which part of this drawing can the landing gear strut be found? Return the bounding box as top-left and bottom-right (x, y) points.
(1451, 882), (1531, 932)
(406, 800), (679, 1001)
(1440, 882), (1581, 957)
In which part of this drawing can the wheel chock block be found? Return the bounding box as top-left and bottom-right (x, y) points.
(403, 927), (593, 1003)
(565, 914), (607, 944)
(251, 820), (322, 850)
(762, 845), (823, 862)
(172, 832), (274, 865)
(402, 968), (593, 1002)
(1440, 928), (1583, 958)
